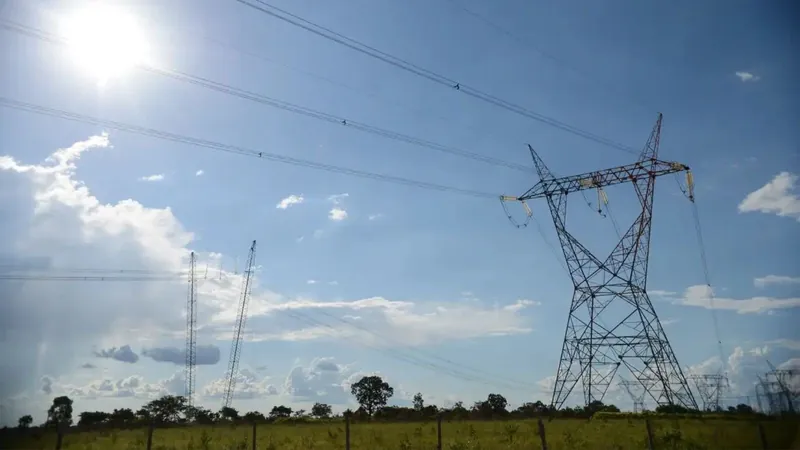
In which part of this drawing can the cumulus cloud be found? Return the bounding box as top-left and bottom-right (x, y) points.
(202, 368), (278, 399)
(738, 172), (800, 221)
(754, 275), (800, 288)
(195, 170), (204, 176)
(276, 194), (304, 209)
(329, 207), (348, 221)
(142, 344), (221, 365)
(94, 345), (139, 364)
(50, 372), (185, 400)
(735, 71), (760, 82)
(138, 174), (165, 182)
(282, 357), (366, 404)
(0, 134), (538, 417)
(670, 285), (800, 314)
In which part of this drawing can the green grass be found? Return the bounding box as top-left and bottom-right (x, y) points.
(3, 418), (799, 450)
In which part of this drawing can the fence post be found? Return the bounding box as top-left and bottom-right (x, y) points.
(436, 414), (442, 450)
(252, 421), (257, 450)
(145, 420), (154, 450)
(757, 423), (768, 450)
(345, 415), (351, 450)
(537, 418), (548, 450)
(645, 419), (655, 450)
(54, 423), (64, 450)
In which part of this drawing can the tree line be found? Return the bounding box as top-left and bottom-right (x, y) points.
(11, 375), (760, 429)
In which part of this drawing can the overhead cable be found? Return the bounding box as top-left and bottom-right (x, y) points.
(0, 97), (500, 199)
(234, 0), (640, 155)
(0, 19), (531, 174)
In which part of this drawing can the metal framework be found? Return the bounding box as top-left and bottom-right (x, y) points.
(184, 251), (197, 406)
(619, 377), (648, 413)
(222, 240), (257, 409)
(689, 374), (727, 411)
(510, 114), (698, 410)
(756, 366), (798, 415)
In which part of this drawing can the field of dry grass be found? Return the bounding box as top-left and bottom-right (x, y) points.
(3, 417), (799, 450)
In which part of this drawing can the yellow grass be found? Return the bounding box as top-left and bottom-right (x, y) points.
(3, 417), (799, 450)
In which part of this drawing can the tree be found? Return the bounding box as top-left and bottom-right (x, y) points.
(269, 405), (292, 419)
(17, 415), (33, 429)
(243, 411), (265, 423)
(413, 393), (424, 411)
(109, 408), (136, 425)
(142, 395), (188, 423)
(78, 411), (110, 427)
(293, 409), (307, 418)
(350, 375), (394, 416)
(486, 394), (508, 413)
(311, 402), (332, 419)
(47, 396), (74, 426)
(219, 406), (240, 421)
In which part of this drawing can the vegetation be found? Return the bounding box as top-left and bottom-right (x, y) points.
(2, 375), (798, 449)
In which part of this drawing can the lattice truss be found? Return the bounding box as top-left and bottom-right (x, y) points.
(504, 114), (698, 410)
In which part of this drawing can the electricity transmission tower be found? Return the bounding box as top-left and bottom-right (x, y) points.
(689, 374), (727, 411)
(222, 240), (257, 409)
(184, 251), (197, 406)
(619, 378), (648, 413)
(505, 114), (698, 410)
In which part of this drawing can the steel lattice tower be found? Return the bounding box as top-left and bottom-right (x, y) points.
(619, 378), (648, 413)
(184, 251), (197, 406)
(513, 114), (698, 410)
(222, 240), (257, 409)
(689, 374), (727, 411)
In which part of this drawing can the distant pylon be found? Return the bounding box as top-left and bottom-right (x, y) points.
(689, 374), (727, 411)
(619, 378), (648, 413)
(222, 240), (257, 409)
(184, 252), (197, 406)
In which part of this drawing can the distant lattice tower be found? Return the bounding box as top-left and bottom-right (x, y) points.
(503, 114), (698, 410)
(689, 374), (727, 411)
(184, 252), (197, 406)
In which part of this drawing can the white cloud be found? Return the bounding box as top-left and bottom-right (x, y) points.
(754, 275), (800, 288)
(660, 318), (680, 327)
(329, 207), (348, 221)
(735, 71), (760, 82)
(766, 339), (800, 351)
(738, 172), (800, 221)
(276, 194), (304, 210)
(195, 170), (204, 176)
(648, 290), (677, 297)
(202, 368), (278, 399)
(307, 280), (317, 285)
(138, 174), (164, 182)
(0, 134), (539, 421)
(368, 213), (383, 221)
(675, 284), (800, 314)
(41, 371), (186, 400)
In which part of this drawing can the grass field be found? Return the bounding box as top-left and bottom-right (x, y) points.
(3, 418), (799, 450)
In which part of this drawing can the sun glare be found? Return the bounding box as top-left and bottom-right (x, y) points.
(59, 4), (149, 86)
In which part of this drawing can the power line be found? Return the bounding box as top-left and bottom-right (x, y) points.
(235, 0), (640, 155)
(0, 19), (531, 174)
(441, 0), (654, 114)
(0, 97), (501, 199)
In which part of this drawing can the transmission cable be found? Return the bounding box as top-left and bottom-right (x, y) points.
(0, 19), (531, 174)
(311, 307), (538, 389)
(0, 97), (500, 199)
(235, 0), (640, 155)
(281, 307), (532, 391)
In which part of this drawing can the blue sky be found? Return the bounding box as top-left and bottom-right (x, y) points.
(0, 0), (798, 423)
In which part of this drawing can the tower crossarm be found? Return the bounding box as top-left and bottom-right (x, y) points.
(518, 158), (690, 201)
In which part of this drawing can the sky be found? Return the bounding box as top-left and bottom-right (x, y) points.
(0, 0), (798, 425)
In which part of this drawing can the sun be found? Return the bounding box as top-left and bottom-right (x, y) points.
(59, 4), (149, 86)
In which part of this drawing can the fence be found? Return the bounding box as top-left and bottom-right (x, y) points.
(9, 415), (798, 450)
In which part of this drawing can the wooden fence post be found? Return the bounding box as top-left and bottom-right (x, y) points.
(537, 418), (548, 450)
(757, 423), (768, 450)
(252, 421), (257, 450)
(645, 419), (655, 450)
(345, 415), (351, 450)
(436, 414), (442, 450)
(145, 420), (154, 450)
(54, 423), (64, 450)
